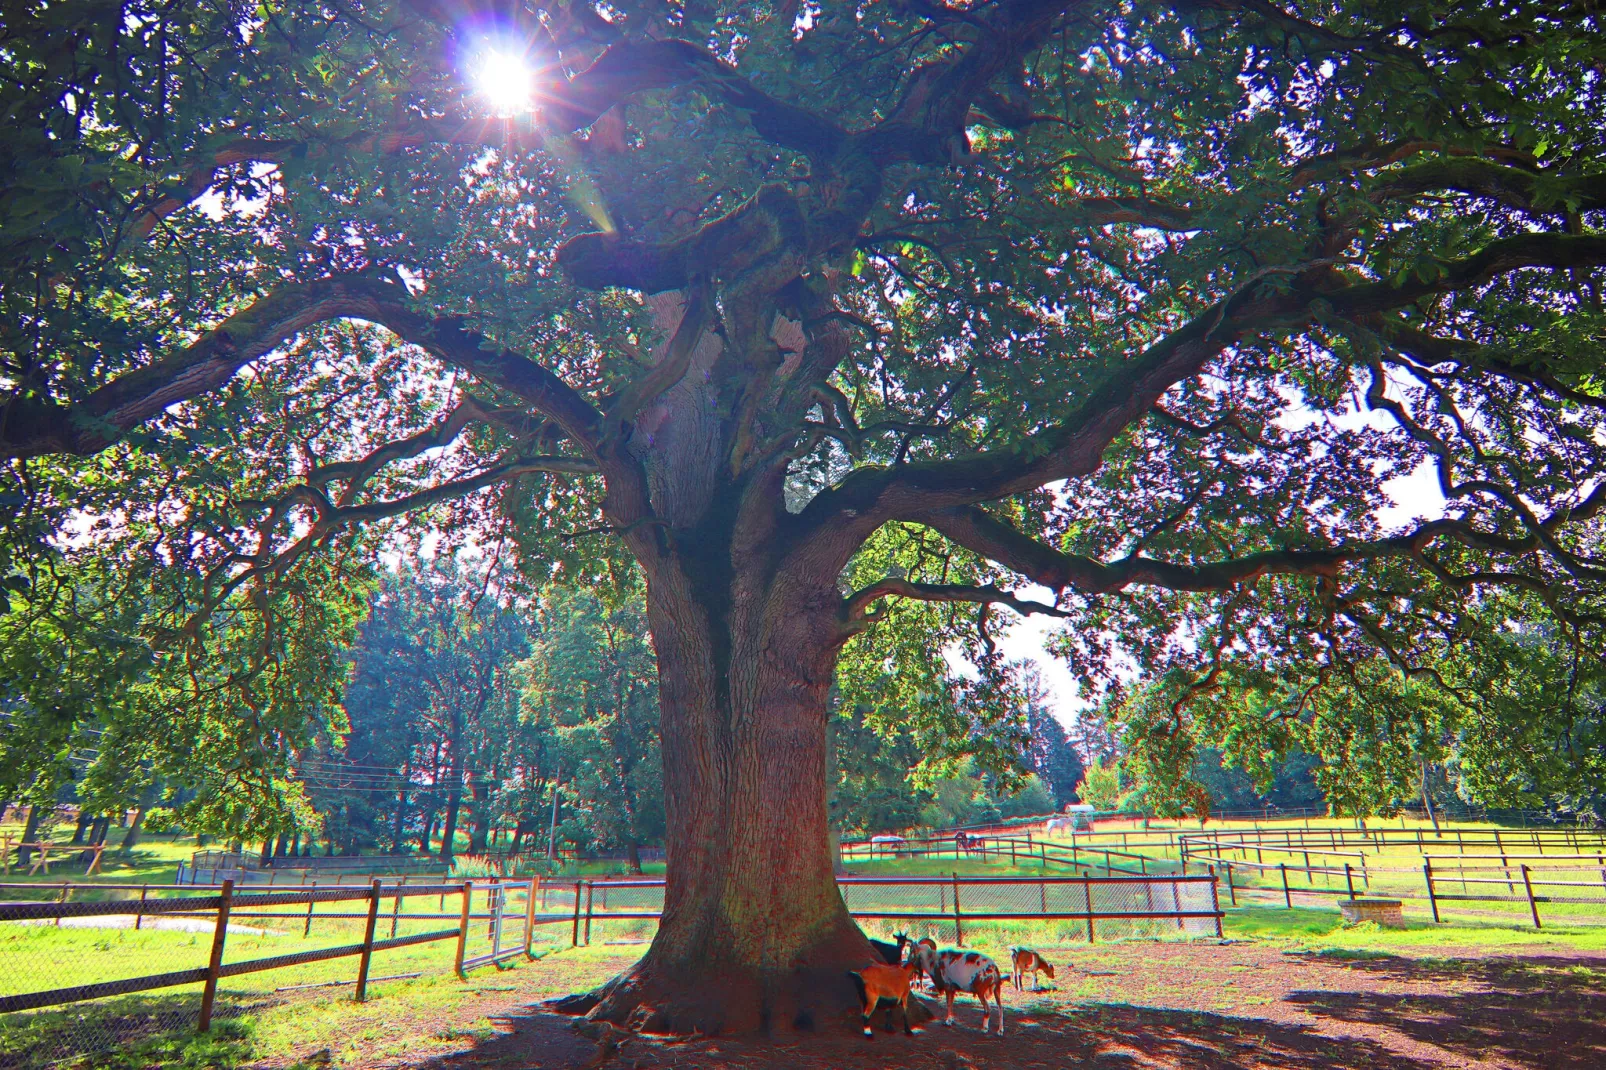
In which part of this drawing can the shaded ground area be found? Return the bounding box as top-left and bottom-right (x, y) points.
(7, 936), (1603, 1068)
(426, 943), (1606, 1070)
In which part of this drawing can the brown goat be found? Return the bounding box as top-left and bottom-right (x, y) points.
(1010, 947), (1056, 991)
(847, 959), (923, 1037)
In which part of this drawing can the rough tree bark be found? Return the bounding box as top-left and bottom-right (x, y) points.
(121, 807), (146, 852)
(576, 562), (878, 1034)
(439, 712), (465, 861)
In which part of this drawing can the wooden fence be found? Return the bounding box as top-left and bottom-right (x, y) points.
(2, 869), (1222, 1034)
(841, 832), (1183, 878)
(1173, 834), (1606, 928)
(0, 878), (538, 1028)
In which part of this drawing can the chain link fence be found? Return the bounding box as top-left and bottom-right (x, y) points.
(552, 874), (1223, 951)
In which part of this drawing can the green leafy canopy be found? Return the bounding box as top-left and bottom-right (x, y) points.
(3, 0), (1606, 825)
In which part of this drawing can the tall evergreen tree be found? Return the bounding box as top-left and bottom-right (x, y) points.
(1024, 678), (1085, 810)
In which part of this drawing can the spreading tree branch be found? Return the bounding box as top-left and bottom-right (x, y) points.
(911, 505), (1541, 595)
(0, 275), (606, 463)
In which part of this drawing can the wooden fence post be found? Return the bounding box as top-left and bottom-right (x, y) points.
(388, 879), (403, 939)
(303, 880), (317, 937)
(1423, 860), (1440, 923)
(198, 879), (234, 1032)
(951, 873), (963, 947)
(1521, 865), (1541, 929)
(355, 879), (382, 1002)
(455, 881), (475, 979)
(54, 881), (69, 927)
(571, 881), (583, 947)
(1208, 868), (1223, 938)
(524, 877), (540, 959)
(1224, 863), (1236, 906)
(135, 884), (149, 931)
(1344, 863), (1356, 900)
(1281, 863), (1292, 908)
(584, 881), (595, 946)
(1083, 873), (1095, 943)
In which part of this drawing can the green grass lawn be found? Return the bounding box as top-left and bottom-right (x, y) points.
(0, 935), (633, 1070)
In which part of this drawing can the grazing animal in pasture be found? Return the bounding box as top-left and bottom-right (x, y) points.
(911, 943), (1006, 1035)
(1009, 947), (1055, 991)
(847, 959), (923, 1037)
(868, 932), (911, 966)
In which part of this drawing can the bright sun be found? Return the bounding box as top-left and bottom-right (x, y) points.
(473, 49), (536, 117)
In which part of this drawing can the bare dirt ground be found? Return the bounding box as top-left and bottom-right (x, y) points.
(421, 943), (1606, 1070)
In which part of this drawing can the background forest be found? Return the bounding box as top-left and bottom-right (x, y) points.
(8, 544), (1475, 866)
(2, 552), (1110, 865)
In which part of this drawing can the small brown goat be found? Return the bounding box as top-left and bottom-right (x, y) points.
(1010, 947), (1056, 991)
(847, 959), (923, 1037)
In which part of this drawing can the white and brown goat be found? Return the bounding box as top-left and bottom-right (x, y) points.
(910, 942), (1005, 1035)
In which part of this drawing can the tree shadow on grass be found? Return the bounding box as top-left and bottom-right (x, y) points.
(0, 993), (275, 1070)
(1045, 1002), (1436, 1070)
(1284, 951), (1606, 1070)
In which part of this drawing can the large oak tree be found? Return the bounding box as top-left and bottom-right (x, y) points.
(4, 0), (1605, 1035)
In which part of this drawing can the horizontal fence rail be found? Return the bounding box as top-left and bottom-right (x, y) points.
(840, 833), (1185, 878)
(0, 878), (538, 1025)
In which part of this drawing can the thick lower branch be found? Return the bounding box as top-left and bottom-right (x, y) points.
(842, 576), (1070, 623)
(1, 276), (607, 465)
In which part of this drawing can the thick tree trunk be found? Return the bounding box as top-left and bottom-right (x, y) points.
(392, 786), (409, 854)
(441, 722), (465, 861)
(580, 572), (889, 1036)
(121, 807), (146, 851)
(1421, 762), (1441, 834)
(440, 790), (462, 860)
(418, 799), (437, 854)
(468, 776), (491, 853)
(16, 805), (42, 867)
(626, 839), (642, 875)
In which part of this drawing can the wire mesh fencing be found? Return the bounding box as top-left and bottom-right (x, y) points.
(553, 874), (1224, 951)
(0, 885), (224, 1068)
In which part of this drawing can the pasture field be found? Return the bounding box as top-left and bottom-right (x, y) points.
(6, 817), (1606, 1068)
